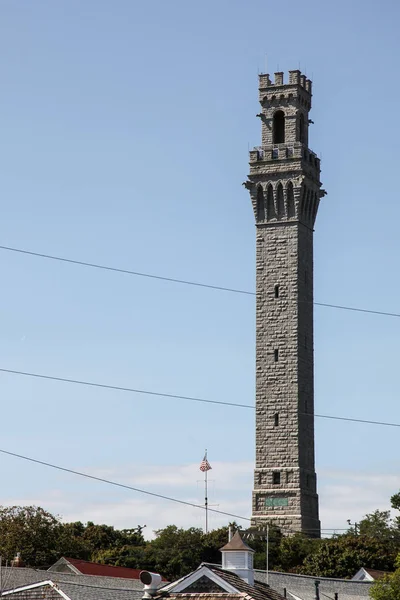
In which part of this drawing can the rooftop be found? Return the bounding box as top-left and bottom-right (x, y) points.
(49, 556), (148, 580)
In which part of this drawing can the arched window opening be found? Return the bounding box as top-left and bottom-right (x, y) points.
(274, 284), (280, 298)
(274, 413), (279, 427)
(273, 110), (285, 144)
(256, 186), (264, 221)
(287, 182), (295, 218)
(276, 183), (284, 218)
(266, 184), (275, 220)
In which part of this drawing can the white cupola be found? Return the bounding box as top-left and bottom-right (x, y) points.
(220, 531), (255, 586)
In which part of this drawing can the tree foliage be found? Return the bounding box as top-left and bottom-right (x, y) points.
(3, 491), (400, 581)
(370, 564), (400, 600)
(0, 506), (63, 567)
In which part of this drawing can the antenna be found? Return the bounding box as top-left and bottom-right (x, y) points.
(204, 448), (208, 533)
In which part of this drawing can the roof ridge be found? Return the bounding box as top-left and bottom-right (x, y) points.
(50, 579), (136, 591)
(52, 572), (142, 583)
(254, 569), (373, 583)
(64, 557), (140, 570)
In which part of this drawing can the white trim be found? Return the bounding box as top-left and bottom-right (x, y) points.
(2, 580), (55, 595)
(287, 593), (304, 600)
(48, 558), (81, 576)
(351, 567), (374, 582)
(164, 566), (239, 594)
(2, 580), (72, 600)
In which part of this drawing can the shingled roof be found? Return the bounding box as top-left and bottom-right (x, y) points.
(206, 565), (285, 600)
(219, 532), (254, 554)
(160, 563), (285, 600)
(0, 566), (144, 595)
(48, 556), (146, 580)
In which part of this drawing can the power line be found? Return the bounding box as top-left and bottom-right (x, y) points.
(2, 244), (400, 319)
(0, 245), (253, 296)
(1, 367), (400, 429)
(0, 447), (251, 522)
(0, 368), (252, 410)
(0, 445), (345, 534)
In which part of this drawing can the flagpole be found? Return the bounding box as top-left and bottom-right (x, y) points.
(205, 448), (208, 533)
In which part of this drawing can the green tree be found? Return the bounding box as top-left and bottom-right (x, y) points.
(348, 510), (394, 539)
(201, 525), (231, 565)
(0, 506), (63, 567)
(301, 535), (396, 578)
(95, 545), (149, 569)
(274, 533), (319, 573)
(145, 525), (204, 580)
(370, 570), (400, 600)
(391, 493), (400, 512)
(240, 524), (282, 571)
(56, 521), (91, 560)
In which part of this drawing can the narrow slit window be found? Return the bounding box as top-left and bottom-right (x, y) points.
(274, 413), (279, 427)
(274, 349), (279, 362)
(274, 284), (279, 298)
(299, 113), (305, 143)
(256, 186), (264, 221)
(273, 111), (285, 144)
(273, 472), (281, 485)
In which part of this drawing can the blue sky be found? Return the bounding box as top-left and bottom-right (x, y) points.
(1, 0), (400, 537)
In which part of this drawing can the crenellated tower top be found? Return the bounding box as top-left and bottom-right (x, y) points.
(244, 70), (325, 229)
(258, 70), (312, 148)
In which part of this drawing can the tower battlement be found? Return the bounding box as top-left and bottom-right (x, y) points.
(259, 70), (312, 94)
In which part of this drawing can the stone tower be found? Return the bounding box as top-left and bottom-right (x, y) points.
(245, 70), (325, 536)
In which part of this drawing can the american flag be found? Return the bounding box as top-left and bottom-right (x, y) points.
(199, 454), (212, 472)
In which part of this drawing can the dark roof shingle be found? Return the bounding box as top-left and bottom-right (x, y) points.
(199, 565), (285, 600)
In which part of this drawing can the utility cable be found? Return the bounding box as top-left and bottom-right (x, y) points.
(0, 245), (253, 296)
(1, 367), (400, 429)
(1, 244), (400, 319)
(0, 447), (250, 522)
